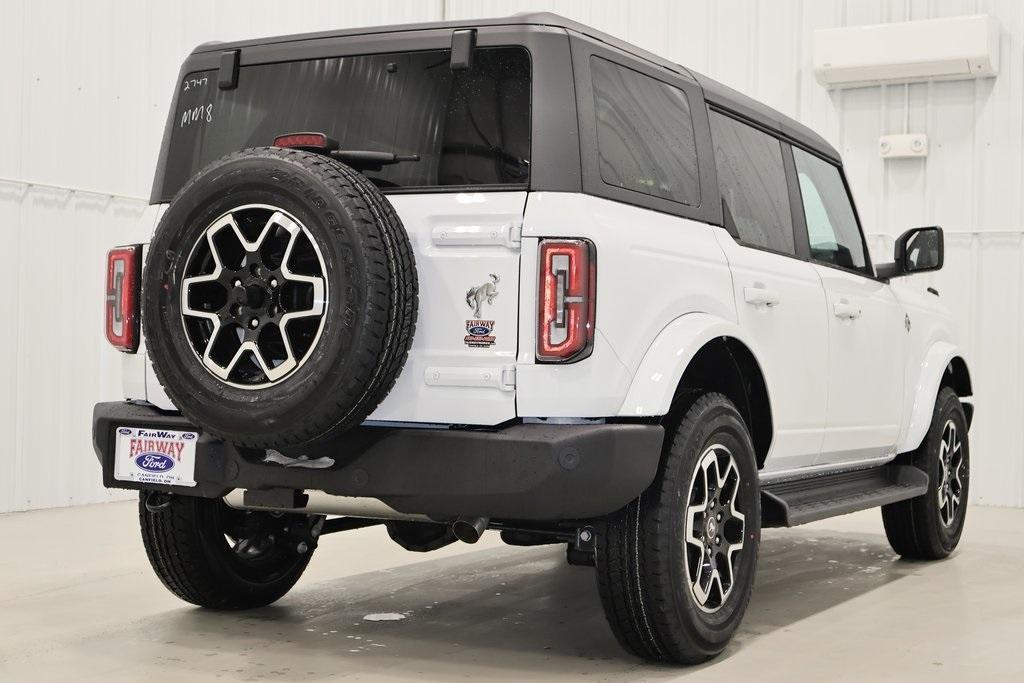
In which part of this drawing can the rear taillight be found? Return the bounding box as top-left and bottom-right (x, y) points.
(537, 239), (596, 362)
(105, 245), (141, 353)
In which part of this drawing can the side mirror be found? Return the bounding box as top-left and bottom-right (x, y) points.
(876, 226), (944, 279)
(898, 226), (943, 273)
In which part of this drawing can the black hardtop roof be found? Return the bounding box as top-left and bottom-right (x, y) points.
(194, 12), (840, 163)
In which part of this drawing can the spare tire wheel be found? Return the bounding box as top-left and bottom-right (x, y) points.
(143, 147), (417, 449)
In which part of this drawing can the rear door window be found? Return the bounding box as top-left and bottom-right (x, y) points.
(590, 56), (700, 206)
(709, 111), (795, 255)
(160, 47), (531, 200)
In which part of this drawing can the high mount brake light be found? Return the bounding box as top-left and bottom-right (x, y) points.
(273, 133), (418, 170)
(273, 132), (338, 152)
(537, 239), (596, 362)
(105, 245), (141, 353)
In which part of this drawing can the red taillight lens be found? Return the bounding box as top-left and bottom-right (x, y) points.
(273, 132), (337, 151)
(537, 239), (596, 362)
(105, 245), (141, 353)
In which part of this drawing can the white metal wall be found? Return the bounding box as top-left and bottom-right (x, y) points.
(2, 0), (1022, 511)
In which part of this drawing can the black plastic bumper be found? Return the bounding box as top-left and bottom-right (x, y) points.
(93, 402), (664, 521)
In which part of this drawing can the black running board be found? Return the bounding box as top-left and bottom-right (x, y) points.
(761, 465), (929, 528)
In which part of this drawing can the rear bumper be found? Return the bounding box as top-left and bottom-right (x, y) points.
(93, 402), (664, 521)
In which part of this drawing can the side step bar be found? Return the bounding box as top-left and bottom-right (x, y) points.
(761, 465), (929, 528)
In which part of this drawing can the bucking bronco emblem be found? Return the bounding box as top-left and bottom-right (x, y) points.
(466, 274), (500, 317)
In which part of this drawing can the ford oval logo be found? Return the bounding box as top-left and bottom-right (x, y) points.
(118, 427), (133, 436)
(468, 325), (491, 336)
(182, 432), (197, 440)
(135, 452), (175, 472)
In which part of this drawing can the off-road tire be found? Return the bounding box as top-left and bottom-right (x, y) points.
(595, 393), (760, 664)
(143, 147), (417, 449)
(139, 493), (314, 610)
(882, 387), (969, 560)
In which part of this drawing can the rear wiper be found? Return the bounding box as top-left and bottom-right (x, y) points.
(272, 133), (419, 172)
(330, 150), (420, 172)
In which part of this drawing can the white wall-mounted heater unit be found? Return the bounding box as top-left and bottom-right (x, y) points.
(813, 14), (999, 89)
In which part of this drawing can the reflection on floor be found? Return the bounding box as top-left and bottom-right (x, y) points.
(1, 502), (1021, 681)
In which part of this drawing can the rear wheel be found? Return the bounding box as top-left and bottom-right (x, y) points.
(139, 493), (320, 609)
(882, 387), (969, 559)
(595, 393), (760, 664)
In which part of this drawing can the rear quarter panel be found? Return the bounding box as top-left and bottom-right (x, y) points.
(121, 204), (166, 406)
(516, 192), (735, 417)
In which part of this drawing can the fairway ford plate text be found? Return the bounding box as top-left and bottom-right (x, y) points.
(113, 426), (198, 487)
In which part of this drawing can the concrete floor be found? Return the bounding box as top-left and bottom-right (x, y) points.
(1, 503), (1022, 682)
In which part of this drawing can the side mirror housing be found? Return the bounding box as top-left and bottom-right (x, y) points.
(876, 226), (944, 279)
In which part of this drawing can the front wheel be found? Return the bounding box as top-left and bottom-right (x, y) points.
(882, 387), (970, 559)
(595, 393), (760, 664)
(139, 493), (319, 609)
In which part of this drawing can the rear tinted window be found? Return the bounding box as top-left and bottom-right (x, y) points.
(158, 47), (531, 200)
(590, 56), (699, 206)
(709, 111), (794, 255)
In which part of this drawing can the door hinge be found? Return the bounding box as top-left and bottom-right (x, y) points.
(429, 221), (522, 249)
(506, 222), (523, 247)
(500, 364), (517, 391)
(423, 364), (517, 391)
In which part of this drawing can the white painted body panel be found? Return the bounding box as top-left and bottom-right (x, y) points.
(890, 281), (966, 454)
(618, 313), (763, 417)
(119, 204), (162, 403)
(144, 360), (174, 410)
(813, 265), (905, 466)
(516, 193), (734, 417)
(129, 193), (528, 425)
(364, 192), (525, 424)
(120, 204), (176, 411)
(713, 231), (829, 474)
(122, 191), (969, 478)
(514, 234), (634, 417)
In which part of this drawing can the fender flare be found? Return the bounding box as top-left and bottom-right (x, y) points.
(897, 341), (972, 453)
(617, 313), (771, 417)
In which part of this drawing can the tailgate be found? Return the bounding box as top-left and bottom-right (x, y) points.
(366, 192), (525, 425)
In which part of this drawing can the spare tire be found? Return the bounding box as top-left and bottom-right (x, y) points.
(143, 147), (417, 449)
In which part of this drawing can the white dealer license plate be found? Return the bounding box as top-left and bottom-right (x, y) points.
(113, 426), (198, 487)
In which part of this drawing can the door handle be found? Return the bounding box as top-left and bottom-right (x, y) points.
(833, 300), (862, 320)
(744, 287), (781, 307)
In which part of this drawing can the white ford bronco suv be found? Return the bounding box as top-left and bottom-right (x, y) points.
(95, 13), (973, 664)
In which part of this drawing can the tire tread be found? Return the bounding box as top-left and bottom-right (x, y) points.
(596, 393), (760, 664)
(881, 387), (967, 560)
(138, 494), (311, 610)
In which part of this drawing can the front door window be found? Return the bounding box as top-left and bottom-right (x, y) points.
(792, 147), (870, 275)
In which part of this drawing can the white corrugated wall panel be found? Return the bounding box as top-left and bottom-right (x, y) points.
(2, 0), (1023, 510)
(0, 0), (450, 513)
(0, 187), (147, 512)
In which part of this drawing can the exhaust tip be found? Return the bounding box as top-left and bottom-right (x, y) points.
(452, 516), (489, 544)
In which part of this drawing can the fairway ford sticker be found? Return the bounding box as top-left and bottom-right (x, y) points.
(464, 319), (496, 348)
(464, 275), (499, 348)
(113, 426), (198, 487)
